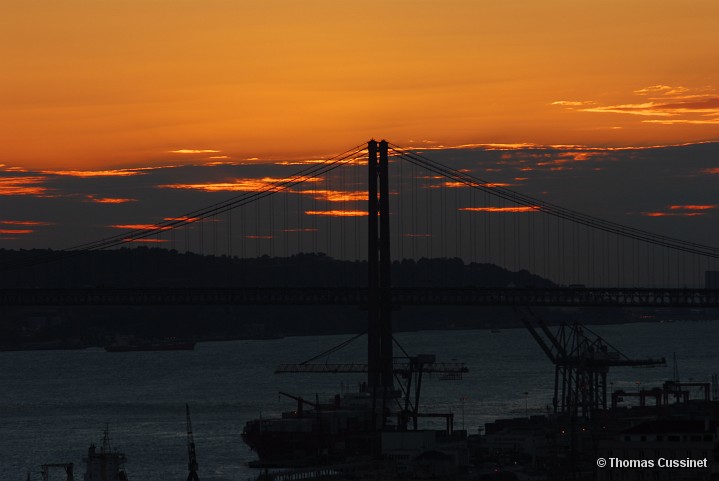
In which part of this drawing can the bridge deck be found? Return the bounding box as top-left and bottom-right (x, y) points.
(1, 287), (719, 307)
(274, 361), (469, 374)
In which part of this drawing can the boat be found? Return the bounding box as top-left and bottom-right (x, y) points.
(242, 391), (380, 466)
(38, 427), (129, 481)
(83, 428), (129, 481)
(104, 338), (195, 352)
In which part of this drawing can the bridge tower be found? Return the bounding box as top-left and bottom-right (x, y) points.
(367, 140), (393, 420)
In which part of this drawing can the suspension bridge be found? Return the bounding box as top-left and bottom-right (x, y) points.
(2, 139), (719, 308)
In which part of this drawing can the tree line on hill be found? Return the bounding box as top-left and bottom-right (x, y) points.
(0, 247), (555, 289)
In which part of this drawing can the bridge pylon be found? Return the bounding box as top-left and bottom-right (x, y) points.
(367, 140), (393, 425)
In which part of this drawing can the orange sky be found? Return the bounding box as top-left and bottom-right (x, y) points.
(2, 0), (718, 169)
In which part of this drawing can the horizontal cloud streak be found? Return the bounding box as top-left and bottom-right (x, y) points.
(0, 176), (50, 196)
(171, 149), (221, 154)
(0, 220), (54, 226)
(303, 189), (366, 202)
(459, 206), (539, 213)
(555, 85), (719, 126)
(305, 210), (368, 217)
(42, 169), (144, 178)
(85, 195), (137, 204)
(110, 224), (171, 230)
(158, 177), (322, 192)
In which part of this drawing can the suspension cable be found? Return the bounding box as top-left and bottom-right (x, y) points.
(2, 144), (367, 271)
(390, 144), (719, 259)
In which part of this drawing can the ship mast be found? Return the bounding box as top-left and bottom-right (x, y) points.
(186, 404), (200, 481)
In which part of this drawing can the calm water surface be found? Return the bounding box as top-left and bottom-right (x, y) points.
(2, 320), (717, 480)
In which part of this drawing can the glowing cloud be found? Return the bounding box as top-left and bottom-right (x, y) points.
(422, 142), (540, 151)
(159, 177), (322, 192)
(644, 118), (719, 125)
(634, 85), (689, 96)
(669, 205), (716, 211)
(164, 216), (201, 222)
(170, 149), (221, 154)
(459, 206), (539, 213)
(642, 212), (703, 217)
(551, 100), (594, 107)
(85, 195), (137, 204)
(305, 210), (368, 217)
(159, 182), (249, 192)
(535, 151), (604, 167)
(555, 86), (719, 125)
(303, 189), (367, 202)
(0, 229), (33, 234)
(0, 176), (50, 196)
(275, 160), (327, 166)
(581, 102), (674, 117)
(642, 204), (717, 217)
(110, 224), (171, 230)
(0, 220), (53, 226)
(204, 160), (242, 167)
(41, 169), (144, 177)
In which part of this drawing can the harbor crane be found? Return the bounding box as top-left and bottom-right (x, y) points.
(40, 463), (74, 481)
(518, 308), (665, 417)
(186, 404), (200, 481)
(277, 353), (467, 432)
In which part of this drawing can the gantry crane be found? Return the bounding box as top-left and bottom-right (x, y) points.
(275, 352), (468, 431)
(518, 308), (665, 417)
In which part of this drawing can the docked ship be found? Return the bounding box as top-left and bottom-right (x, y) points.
(242, 390), (379, 465)
(104, 338), (195, 352)
(242, 355), (469, 467)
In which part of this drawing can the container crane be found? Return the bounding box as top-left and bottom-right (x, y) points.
(518, 308), (665, 417)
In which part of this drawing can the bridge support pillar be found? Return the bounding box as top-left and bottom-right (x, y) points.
(367, 140), (393, 424)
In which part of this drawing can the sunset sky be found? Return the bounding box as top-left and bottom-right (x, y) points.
(2, 0), (718, 169)
(1, 0), (719, 267)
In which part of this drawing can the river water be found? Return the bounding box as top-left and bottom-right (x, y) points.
(2, 320), (717, 481)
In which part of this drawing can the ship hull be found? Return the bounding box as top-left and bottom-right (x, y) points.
(242, 404), (378, 466)
(104, 341), (195, 352)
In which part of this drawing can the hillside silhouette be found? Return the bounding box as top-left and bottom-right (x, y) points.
(0, 248), (554, 289)
(0, 248), (566, 349)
